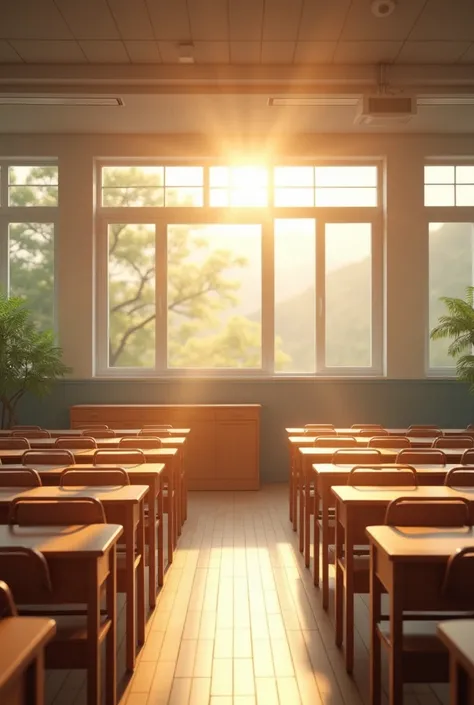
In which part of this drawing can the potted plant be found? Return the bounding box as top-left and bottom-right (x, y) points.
(430, 286), (474, 390)
(0, 294), (71, 429)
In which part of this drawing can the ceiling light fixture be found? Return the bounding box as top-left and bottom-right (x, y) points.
(0, 96), (124, 106)
(268, 97), (359, 107)
(178, 43), (195, 64)
(371, 0), (396, 18)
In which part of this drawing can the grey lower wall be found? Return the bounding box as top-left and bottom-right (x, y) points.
(17, 378), (474, 484)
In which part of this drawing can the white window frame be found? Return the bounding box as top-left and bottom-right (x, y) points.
(0, 159), (59, 332)
(95, 158), (384, 378)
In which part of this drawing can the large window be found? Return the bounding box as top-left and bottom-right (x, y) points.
(96, 162), (382, 376)
(0, 162), (57, 331)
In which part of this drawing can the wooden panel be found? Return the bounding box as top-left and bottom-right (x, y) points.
(215, 421), (259, 490)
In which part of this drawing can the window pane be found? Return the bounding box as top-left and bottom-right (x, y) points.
(8, 166), (58, 206)
(165, 187), (203, 207)
(315, 166), (377, 187)
(167, 224), (262, 368)
(456, 166), (474, 184)
(8, 222), (55, 331)
(315, 187), (377, 207)
(456, 185), (474, 206)
(209, 189), (229, 207)
(274, 188), (314, 207)
(102, 166), (164, 207)
(165, 167), (203, 186)
(274, 167), (313, 187)
(209, 167), (228, 187)
(429, 222), (474, 367)
(230, 188), (267, 207)
(424, 184), (455, 207)
(230, 167), (267, 189)
(325, 223), (372, 367)
(274, 219), (315, 373)
(108, 223), (155, 368)
(424, 166), (454, 184)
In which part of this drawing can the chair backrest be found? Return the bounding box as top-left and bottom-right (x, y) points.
(93, 449), (146, 465)
(8, 496), (106, 525)
(351, 424), (385, 430)
(0, 437), (31, 449)
(60, 467), (130, 486)
(408, 424), (443, 431)
(332, 448), (382, 464)
(385, 497), (471, 527)
(462, 449), (474, 465)
(21, 449), (75, 466)
(313, 436), (356, 448)
(11, 425), (42, 431)
(396, 448), (447, 466)
(304, 428), (336, 436)
(55, 436), (98, 449)
(358, 429), (389, 437)
(432, 436), (474, 449)
(119, 436), (161, 449)
(442, 547), (474, 603)
(81, 429), (116, 438)
(347, 464), (418, 487)
(0, 581), (18, 617)
(0, 469), (42, 487)
(12, 430), (51, 438)
(138, 429), (171, 437)
(368, 435), (410, 448)
(407, 425), (443, 438)
(0, 548), (52, 605)
(142, 424), (173, 430)
(444, 466), (474, 488)
(75, 424), (109, 430)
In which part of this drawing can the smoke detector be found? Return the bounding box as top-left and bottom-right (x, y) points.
(371, 0), (396, 17)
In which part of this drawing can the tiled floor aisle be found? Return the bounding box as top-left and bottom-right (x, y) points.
(47, 485), (450, 705)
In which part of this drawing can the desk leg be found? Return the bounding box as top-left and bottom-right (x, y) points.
(299, 466), (306, 554)
(304, 479), (311, 567)
(313, 487), (320, 587)
(148, 488), (157, 608)
(26, 652), (45, 705)
(292, 458), (299, 531)
(167, 468), (174, 565)
(335, 504), (343, 648)
(137, 501), (146, 646)
(322, 498), (330, 611)
(389, 564), (403, 705)
(344, 517), (354, 674)
(158, 485), (164, 586)
(125, 512), (136, 672)
(450, 657), (470, 705)
(289, 448), (293, 522)
(87, 559), (101, 705)
(176, 455), (182, 537)
(106, 545), (117, 705)
(369, 544), (382, 705)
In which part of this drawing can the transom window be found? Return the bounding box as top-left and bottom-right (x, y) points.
(96, 160), (383, 376)
(424, 165), (474, 207)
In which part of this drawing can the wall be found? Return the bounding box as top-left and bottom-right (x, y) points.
(2, 131), (474, 483)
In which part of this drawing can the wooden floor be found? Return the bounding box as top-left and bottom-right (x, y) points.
(45, 484), (450, 705)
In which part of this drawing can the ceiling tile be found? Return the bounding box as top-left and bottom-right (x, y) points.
(263, 0), (303, 41)
(55, 0), (119, 40)
(11, 40), (86, 63)
(0, 0), (73, 40)
(194, 41), (229, 63)
(108, 0), (155, 41)
(294, 41), (335, 63)
(341, 0), (426, 41)
(298, 0), (350, 41)
(261, 41), (295, 63)
(333, 40), (402, 64)
(230, 41), (261, 63)
(0, 40), (22, 62)
(396, 41), (471, 64)
(80, 40), (130, 63)
(146, 0), (190, 41)
(458, 43), (474, 63)
(157, 41), (180, 63)
(229, 0), (264, 41)
(188, 0), (228, 41)
(125, 41), (161, 63)
(411, 0), (474, 41)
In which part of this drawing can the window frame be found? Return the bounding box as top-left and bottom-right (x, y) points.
(94, 158), (384, 378)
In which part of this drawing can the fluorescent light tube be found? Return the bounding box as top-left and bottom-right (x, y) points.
(0, 96), (124, 106)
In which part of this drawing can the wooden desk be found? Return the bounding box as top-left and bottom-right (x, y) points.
(310, 463), (455, 610)
(0, 523), (122, 705)
(366, 525), (474, 705)
(0, 428), (191, 438)
(438, 620), (474, 705)
(0, 485), (147, 672)
(0, 616), (56, 705)
(286, 427), (472, 436)
(333, 485), (474, 673)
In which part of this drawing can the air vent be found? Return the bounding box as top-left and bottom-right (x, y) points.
(355, 94), (416, 125)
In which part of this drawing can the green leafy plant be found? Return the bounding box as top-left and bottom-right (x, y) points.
(430, 286), (474, 391)
(0, 294), (71, 428)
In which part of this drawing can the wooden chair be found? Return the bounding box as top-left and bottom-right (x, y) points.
(313, 436), (357, 448)
(60, 468), (130, 486)
(396, 448), (447, 465)
(432, 436), (474, 449)
(368, 435), (411, 448)
(119, 437), (162, 449)
(347, 464), (418, 487)
(21, 449), (75, 466)
(351, 424), (385, 430)
(75, 424), (109, 430)
(462, 449), (474, 465)
(12, 430), (51, 439)
(358, 429), (389, 437)
(8, 496), (106, 525)
(0, 580), (17, 617)
(142, 424), (173, 429)
(303, 424), (336, 435)
(0, 437), (31, 449)
(444, 466), (474, 488)
(331, 448), (383, 465)
(93, 449), (146, 465)
(305, 423), (335, 430)
(55, 436), (98, 449)
(385, 496), (471, 527)
(81, 429), (116, 438)
(407, 425), (443, 438)
(11, 425), (43, 431)
(0, 469), (41, 487)
(0, 545), (114, 705)
(138, 429), (171, 437)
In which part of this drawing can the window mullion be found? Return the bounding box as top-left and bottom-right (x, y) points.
(261, 216), (274, 374)
(155, 220), (167, 372)
(0, 216), (8, 293)
(95, 216), (109, 372)
(315, 217), (326, 372)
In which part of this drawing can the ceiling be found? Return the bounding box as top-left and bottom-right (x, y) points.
(1, 0), (474, 134)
